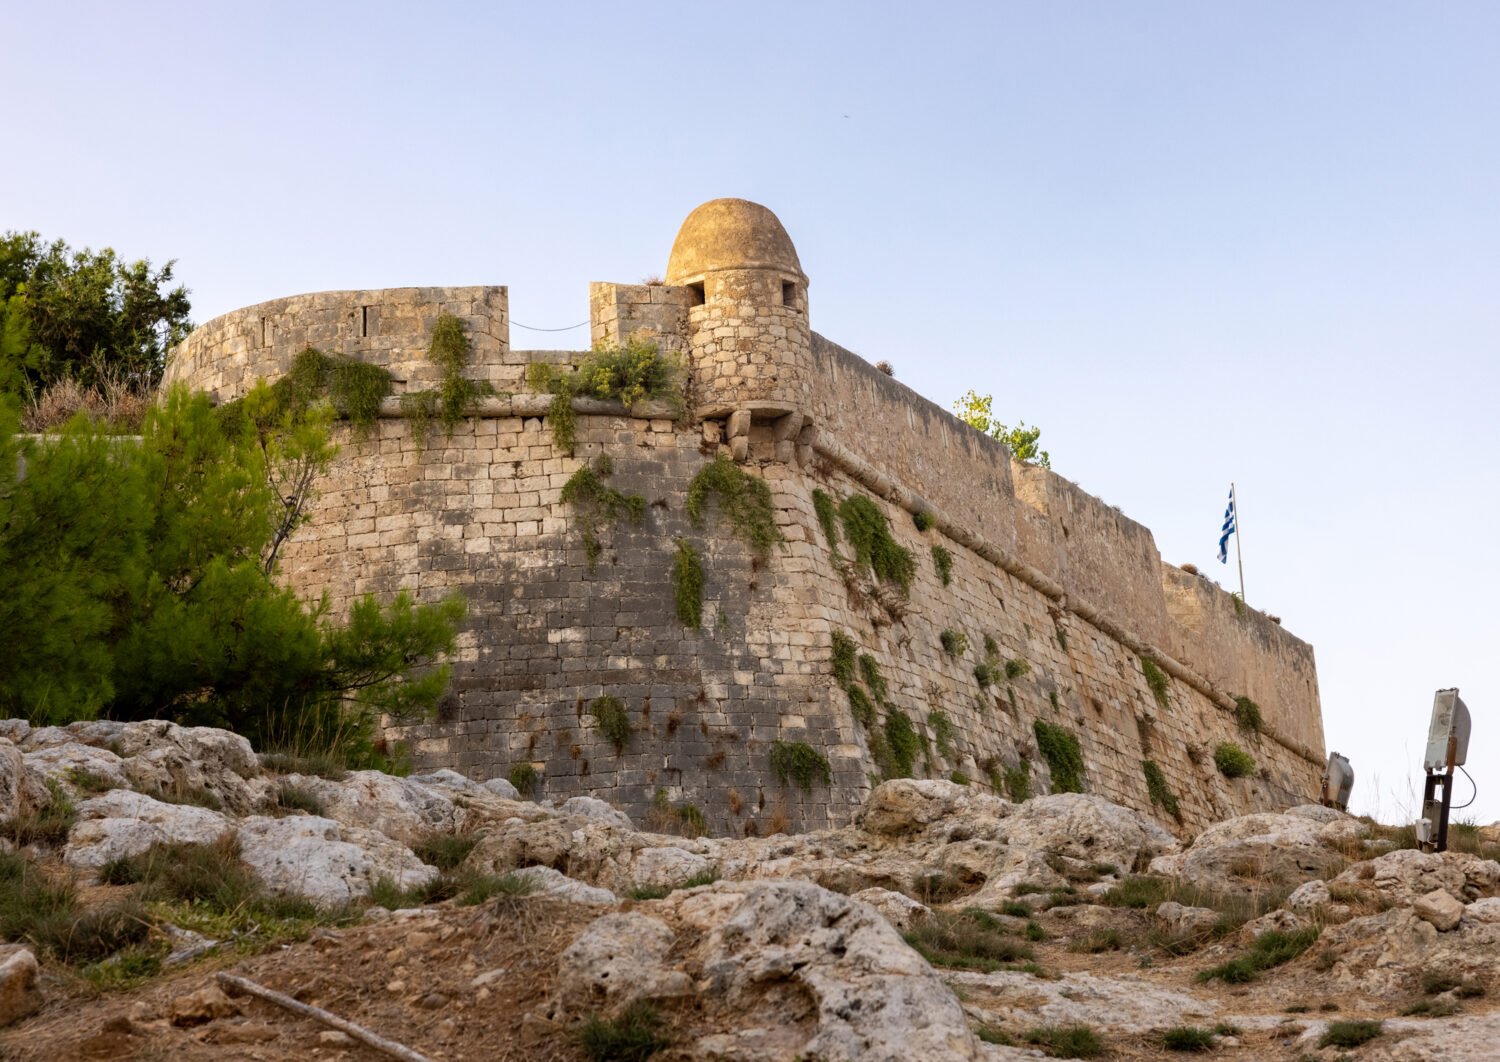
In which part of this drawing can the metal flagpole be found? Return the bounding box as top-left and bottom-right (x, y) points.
(1232, 482), (1245, 604)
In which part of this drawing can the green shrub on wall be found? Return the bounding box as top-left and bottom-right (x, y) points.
(848, 686), (876, 728)
(837, 494), (915, 592)
(884, 708), (921, 778)
(931, 544), (953, 587)
(940, 629), (968, 657)
(590, 696), (631, 754)
(1233, 696), (1263, 735)
(273, 347), (392, 434)
(1214, 742), (1256, 779)
(859, 654), (889, 704)
(1141, 760), (1181, 821)
(1004, 764), (1032, 802)
(928, 710), (957, 759)
(401, 313), (495, 443)
(686, 455), (783, 560)
(526, 337), (682, 456)
(1034, 720), (1085, 794)
(508, 762), (538, 798)
(812, 489), (840, 548)
(559, 455), (646, 570)
(831, 631), (857, 689)
(769, 740), (832, 792)
(1140, 657), (1171, 711)
(672, 539), (704, 628)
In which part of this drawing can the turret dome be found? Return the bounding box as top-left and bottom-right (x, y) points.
(665, 199), (805, 285)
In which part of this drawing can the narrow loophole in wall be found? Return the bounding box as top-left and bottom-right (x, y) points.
(260, 317), (270, 347)
(782, 281), (796, 308)
(360, 305), (369, 338)
(688, 282), (705, 306)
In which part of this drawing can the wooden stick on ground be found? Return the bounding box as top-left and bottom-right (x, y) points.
(216, 972), (437, 1062)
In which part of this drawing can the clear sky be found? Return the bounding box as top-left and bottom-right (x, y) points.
(6, 2), (1497, 824)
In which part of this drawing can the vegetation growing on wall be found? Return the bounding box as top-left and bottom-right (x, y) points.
(1142, 760), (1182, 821)
(672, 539), (704, 628)
(1034, 720), (1086, 794)
(883, 708), (922, 779)
(837, 494), (915, 592)
(858, 654), (889, 704)
(273, 348), (392, 434)
(1004, 657), (1030, 681)
(830, 630), (857, 689)
(928, 710), (957, 759)
(687, 455), (783, 560)
(769, 740), (832, 792)
(1214, 742), (1256, 779)
(812, 488), (840, 548)
(1140, 657), (1172, 711)
(974, 662), (997, 688)
(508, 762), (538, 798)
(527, 337), (683, 456)
(1233, 695), (1263, 735)
(590, 696), (631, 754)
(912, 509), (934, 532)
(559, 455), (646, 570)
(848, 686), (876, 728)
(1004, 763), (1032, 802)
(952, 390), (1052, 469)
(931, 544), (953, 586)
(940, 629), (968, 657)
(400, 314), (496, 442)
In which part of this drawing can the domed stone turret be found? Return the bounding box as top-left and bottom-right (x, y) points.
(665, 199), (805, 285)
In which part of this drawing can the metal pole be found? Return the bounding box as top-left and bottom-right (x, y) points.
(1232, 482), (1246, 604)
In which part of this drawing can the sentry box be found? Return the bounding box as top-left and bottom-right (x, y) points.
(1417, 688), (1471, 852)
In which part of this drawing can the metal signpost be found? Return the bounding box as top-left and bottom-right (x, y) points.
(1416, 688), (1472, 854)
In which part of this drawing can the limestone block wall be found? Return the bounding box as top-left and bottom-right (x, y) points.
(162, 287), (512, 403)
(686, 270), (812, 417)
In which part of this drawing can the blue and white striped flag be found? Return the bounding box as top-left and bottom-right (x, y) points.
(1217, 488), (1236, 564)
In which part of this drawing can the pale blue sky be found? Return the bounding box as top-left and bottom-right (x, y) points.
(6, 2), (1497, 823)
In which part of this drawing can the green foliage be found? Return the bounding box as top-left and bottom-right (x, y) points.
(974, 662), (997, 688)
(883, 708), (921, 778)
(1233, 695), (1263, 735)
(769, 740), (832, 791)
(830, 630), (857, 689)
(929, 710), (957, 759)
(672, 539), (704, 628)
(0, 389), (463, 760)
(529, 338), (682, 456)
(271, 347), (392, 433)
(1141, 657), (1171, 710)
(1197, 927), (1320, 983)
(402, 313), (495, 441)
(508, 762), (538, 798)
(859, 654), (888, 704)
(976, 1025), (1013, 1046)
(560, 455), (646, 570)
(1318, 1021), (1382, 1049)
(913, 509), (934, 531)
(577, 1001), (671, 1062)
(951, 391), (1051, 469)
(1004, 657), (1030, 681)
(275, 784), (325, 816)
(1004, 764), (1032, 802)
(456, 872), (537, 907)
(1213, 742), (1256, 779)
(931, 544), (953, 586)
(1162, 1026), (1216, 1052)
(903, 909), (1036, 971)
(1142, 760), (1182, 821)
(686, 455), (783, 560)
(590, 696), (631, 754)
(1034, 720), (1085, 794)
(812, 488), (840, 547)
(0, 230), (192, 397)
(983, 634), (1000, 658)
(950, 770), (970, 786)
(837, 494), (915, 591)
(848, 686), (876, 727)
(0, 779), (76, 847)
(1024, 1025), (1102, 1058)
(940, 628), (968, 657)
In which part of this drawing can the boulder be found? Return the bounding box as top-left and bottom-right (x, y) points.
(0, 721), (30, 746)
(1465, 897), (1500, 924)
(510, 865), (617, 905)
(553, 912), (692, 1014)
(169, 984), (240, 1026)
(1147, 808), (1362, 894)
(858, 779), (1009, 838)
(277, 771), (459, 843)
(555, 796), (633, 831)
(625, 846), (713, 891)
(113, 721), (265, 813)
(1156, 901), (1220, 936)
(64, 791), (232, 870)
(408, 768), (487, 796)
(851, 888), (931, 932)
(0, 739), (51, 824)
(23, 742), (131, 794)
(1414, 888), (1464, 931)
(999, 793), (1178, 875)
(235, 815), (436, 905)
(482, 777), (522, 800)
(0, 945), (40, 1028)
(1287, 879), (1332, 912)
(1329, 848), (1500, 905)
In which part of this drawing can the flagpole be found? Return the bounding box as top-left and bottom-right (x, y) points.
(1232, 482), (1246, 604)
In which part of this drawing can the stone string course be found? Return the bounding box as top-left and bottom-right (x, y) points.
(163, 199), (1326, 833)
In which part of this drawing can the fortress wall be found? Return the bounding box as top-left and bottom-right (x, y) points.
(162, 287), (512, 404)
(588, 282), (691, 355)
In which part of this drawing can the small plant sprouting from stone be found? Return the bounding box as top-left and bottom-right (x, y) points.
(974, 662), (997, 688)
(672, 538), (704, 628)
(940, 628), (968, 657)
(560, 455), (646, 571)
(508, 762), (538, 798)
(1162, 1026), (1217, 1052)
(1048, 690), (1060, 711)
(1055, 625), (1069, 651)
(950, 770), (970, 786)
(1230, 590), (1247, 619)
(273, 347), (393, 434)
(769, 740), (832, 792)
(858, 653), (888, 704)
(1034, 720), (1085, 794)
(687, 454), (783, 561)
(528, 337), (683, 456)
(589, 696), (631, 754)
(837, 494), (915, 592)
(1213, 741), (1256, 779)
(1140, 656), (1172, 711)
(1142, 759), (1182, 822)
(931, 544), (953, 586)
(400, 314), (496, 444)
(831, 630), (857, 689)
(1004, 764), (1032, 802)
(812, 488), (840, 548)
(912, 509), (934, 532)
(1318, 1020), (1382, 1049)
(928, 710), (957, 759)
(577, 1001), (671, 1061)
(1233, 695), (1263, 735)
(1004, 657), (1030, 681)
(848, 685), (876, 727)
(883, 708), (921, 778)
(1024, 1025), (1103, 1059)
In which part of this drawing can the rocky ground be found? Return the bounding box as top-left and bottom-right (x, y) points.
(3, 718), (1499, 1060)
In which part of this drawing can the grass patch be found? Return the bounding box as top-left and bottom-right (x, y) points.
(1400, 997), (1460, 1017)
(976, 1024), (1013, 1045)
(412, 832), (478, 871)
(577, 1000), (670, 1061)
(903, 909), (1036, 971)
(1197, 927), (1320, 983)
(687, 454), (782, 561)
(1, 779), (77, 847)
(64, 767), (116, 794)
(457, 872), (537, 907)
(1, 851), (152, 966)
(1162, 1026), (1216, 1052)
(1034, 720), (1085, 793)
(1141, 657), (1171, 710)
(1026, 1024), (1105, 1058)
(1318, 1020), (1382, 1048)
(1068, 929), (1124, 954)
(508, 762), (538, 798)
(769, 740), (832, 792)
(1213, 742), (1256, 779)
(260, 750), (349, 780)
(275, 783), (325, 816)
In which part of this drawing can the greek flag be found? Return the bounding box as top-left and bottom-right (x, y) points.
(1217, 488), (1236, 564)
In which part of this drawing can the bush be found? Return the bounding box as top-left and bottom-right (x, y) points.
(1141, 657), (1171, 710)
(812, 489), (840, 547)
(883, 709), (921, 778)
(769, 741), (832, 792)
(837, 494), (914, 592)
(931, 544), (953, 586)
(1025, 1024), (1104, 1058)
(1198, 927), (1319, 983)
(1034, 720), (1085, 793)
(939, 628), (968, 657)
(830, 630), (857, 689)
(1162, 1026), (1216, 1052)
(686, 455), (782, 561)
(1233, 695), (1263, 734)
(577, 1001), (671, 1061)
(1318, 1020), (1382, 1048)
(508, 762), (538, 798)
(858, 654), (888, 704)
(671, 539), (704, 628)
(1213, 742), (1256, 779)
(903, 909), (1036, 971)
(1142, 760), (1182, 821)
(590, 696), (631, 754)
(1004, 657), (1029, 681)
